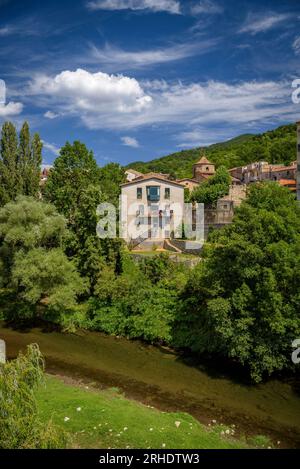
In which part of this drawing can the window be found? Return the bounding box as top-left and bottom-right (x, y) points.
(147, 186), (160, 202)
(165, 188), (170, 199)
(137, 187), (142, 199)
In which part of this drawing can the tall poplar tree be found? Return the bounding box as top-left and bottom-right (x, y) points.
(30, 132), (43, 196)
(0, 121), (43, 205)
(18, 121), (32, 195)
(0, 121), (21, 205)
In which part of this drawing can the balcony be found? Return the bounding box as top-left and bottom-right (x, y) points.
(147, 186), (160, 202)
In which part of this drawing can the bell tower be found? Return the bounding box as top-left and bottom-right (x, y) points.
(193, 151), (215, 182)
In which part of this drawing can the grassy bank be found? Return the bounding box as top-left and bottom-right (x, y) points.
(36, 376), (266, 449)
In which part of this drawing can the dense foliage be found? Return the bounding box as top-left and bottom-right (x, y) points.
(174, 183), (300, 382)
(0, 196), (85, 323)
(0, 344), (66, 448)
(0, 121), (42, 205)
(0, 120), (299, 384)
(189, 166), (231, 206)
(127, 124), (296, 179)
(86, 253), (188, 343)
(44, 141), (125, 291)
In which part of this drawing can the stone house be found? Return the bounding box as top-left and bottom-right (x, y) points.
(120, 173), (184, 244)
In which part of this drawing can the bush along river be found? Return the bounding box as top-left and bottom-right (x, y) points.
(1, 323), (299, 448)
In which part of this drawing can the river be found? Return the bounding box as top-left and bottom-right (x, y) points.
(1, 323), (299, 448)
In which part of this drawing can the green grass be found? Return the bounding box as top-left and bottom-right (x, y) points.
(36, 376), (249, 449)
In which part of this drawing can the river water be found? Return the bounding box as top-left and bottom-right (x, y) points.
(1, 324), (299, 447)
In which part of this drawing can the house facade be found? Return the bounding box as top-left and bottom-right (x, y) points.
(120, 173), (184, 243)
(229, 160), (296, 188)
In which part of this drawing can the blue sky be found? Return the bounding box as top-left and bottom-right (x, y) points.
(0, 0), (300, 166)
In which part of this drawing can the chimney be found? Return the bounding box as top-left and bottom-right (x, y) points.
(297, 122), (300, 201)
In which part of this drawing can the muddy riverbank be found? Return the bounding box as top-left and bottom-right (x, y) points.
(1, 324), (299, 448)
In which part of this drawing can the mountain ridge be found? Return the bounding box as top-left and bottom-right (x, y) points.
(126, 124), (296, 180)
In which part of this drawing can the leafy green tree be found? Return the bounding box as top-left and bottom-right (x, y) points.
(190, 166), (231, 206)
(89, 254), (188, 343)
(19, 121), (38, 196)
(269, 137), (297, 165)
(29, 132), (43, 196)
(0, 196), (85, 322)
(139, 253), (173, 284)
(12, 248), (86, 316)
(0, 122), (21, 205)
(175, 182), (300, 382)
(44, 141), (100, 221)
(45, 142), (124, 290)
(64, 183), (124, 292)
(98, 162), (125, 205)
(0, 121), (42, 203)
(0, 344), (66, 449)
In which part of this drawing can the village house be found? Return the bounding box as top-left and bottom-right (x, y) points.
(121, 136), (300, 248)
(120, 173), (185, 246)
(125, 168), (143, 182)
(40, 165), (53, 185)
(123, 155), (248, 247)
(229, 160), (297, 192)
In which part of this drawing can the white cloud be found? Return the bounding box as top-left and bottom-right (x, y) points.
(292, 36), (300, 55)
(239, 12), (290, 35)
(44, 110), (59, 119)
(86, 0), (181, 14)
(29, 68), (152, 117)
(28, 68), (297, 133)
(0, 101), (23, 117)
(191, 0), (223, 15)
(176, 128), (230, 147)
(42, 141), (60, 155)
(89, 40), (215, 70)
(121, 136), (140, 147)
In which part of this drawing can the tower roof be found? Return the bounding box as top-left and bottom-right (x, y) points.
(195, 156), (213, 165)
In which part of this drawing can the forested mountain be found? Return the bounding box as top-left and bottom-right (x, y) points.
(127, 124), (296, 179)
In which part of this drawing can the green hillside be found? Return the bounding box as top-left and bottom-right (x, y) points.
(127, 124), (296, 179)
